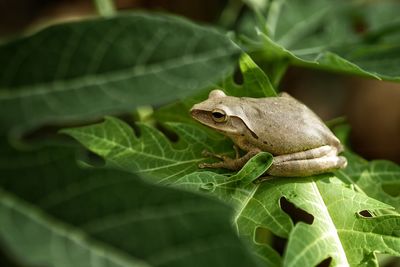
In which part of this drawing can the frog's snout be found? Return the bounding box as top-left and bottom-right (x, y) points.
(190, 103), (207, 118)
(189, 105), (199, 117)
(189, 104), (196, 113)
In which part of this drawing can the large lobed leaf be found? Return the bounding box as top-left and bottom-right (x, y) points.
(62, 117), (234, 183)
(0, 141), (260, 267)
(193, 171), (400, 266)
(332, 124), (400, 213)
(337, 151), (400, 213)
(64, 117), (400, 266)
(0, 12), (240, 135)
(243, 0), (400, 81)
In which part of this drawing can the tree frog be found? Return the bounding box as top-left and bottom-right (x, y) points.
(190, 89), (347, 177)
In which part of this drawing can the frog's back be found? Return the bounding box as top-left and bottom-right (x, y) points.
(244, 94), (341, 155)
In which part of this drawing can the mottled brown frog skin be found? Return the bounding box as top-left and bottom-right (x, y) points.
(190, 89), (347, 177)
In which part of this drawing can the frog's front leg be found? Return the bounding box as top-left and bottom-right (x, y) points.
(199, 149), (260, 170)
(267, 145), (347, 177)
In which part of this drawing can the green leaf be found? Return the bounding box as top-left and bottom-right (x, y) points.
(229, 152), (273, 185)
(63, 117), (283, 265)
(63, 117), (400, 265)
(0, 12), (240, 135)
(0, 141), (260, 267)
(336, 152), (400, 213)
(363, 0), (400, 37)
(244, 0), (400, 81)
(280, 178), (400, 266)
(61, 116), (234, 183)
(177, 173), (400, 266)
(237, 53), (277, 97)
(154, 53), (277, 124)
(172, 171), (283, 266)
(333, 123), (400, 213)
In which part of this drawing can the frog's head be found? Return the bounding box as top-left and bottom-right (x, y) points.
(190, 89), (256, 137)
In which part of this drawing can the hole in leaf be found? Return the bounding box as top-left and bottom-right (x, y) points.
(358, 210), (373, 218)
(377, 254), (400, 265)
(271, 232), (287, 256)
(280, 197), (314, 225)
(382, 183), (400, 197)
(254, 227), (284, 256)
(112, 114), (142, 137)
(254, 227), (287, 255)
(316, 256), (332, 267)
(254, 226), (271, 244)
(156, 122), (179, 143)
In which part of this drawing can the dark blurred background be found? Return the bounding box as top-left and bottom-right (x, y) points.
(0, 0), (399, 162)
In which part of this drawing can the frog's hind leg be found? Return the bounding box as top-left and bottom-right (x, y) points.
(273, 145), (336, 164)
(268, 145), (347, 177)
(267, 155), (347, 177)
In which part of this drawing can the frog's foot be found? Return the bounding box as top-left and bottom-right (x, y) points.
(199, 150), (259, 171)
(199, 161), (237, 170)
(201, 150), (232, 161)
(267, 145), (347, 177)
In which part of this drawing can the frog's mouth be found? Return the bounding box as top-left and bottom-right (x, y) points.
(190, 109), (215, 127)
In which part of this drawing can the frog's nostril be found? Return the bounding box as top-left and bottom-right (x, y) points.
(190, 103), (200, 113)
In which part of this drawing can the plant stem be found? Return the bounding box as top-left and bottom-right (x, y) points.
(218, 0), (243, 28)
(270, 59), (288, 88)
(93, 0), (116, 17)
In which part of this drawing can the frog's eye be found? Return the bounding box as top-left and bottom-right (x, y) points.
(211, 109), (227, 122)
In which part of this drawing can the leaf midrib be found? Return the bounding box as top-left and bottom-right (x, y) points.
(0, 189), (151, 267)
(286, 182), (349, 267)
(0, 47), (236, 99)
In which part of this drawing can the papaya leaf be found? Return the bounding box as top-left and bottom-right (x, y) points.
(336, 152), (400, 213)
(277, 177), (400, 266)
(0, 12), (240, 135)
(63, 117), (400, 265)
(61, 116), (234, 183)
(244, 0), (400, 81)
(174, 171), (400, 266)
(229, 152), (273, 185)
(333, 123), (400, 213)
(235, 53), (277, 97)
(0, 141), (260, 267)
